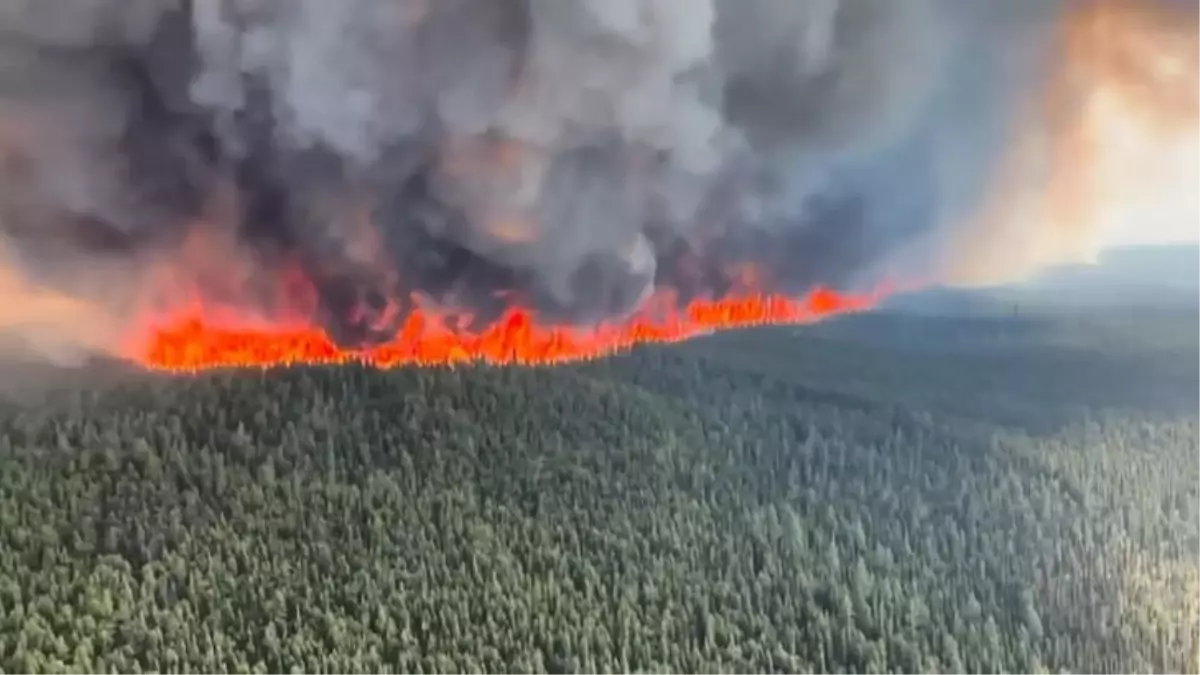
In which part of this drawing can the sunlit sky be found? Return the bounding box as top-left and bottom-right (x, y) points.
(1071, 0), (1199, 252)
(1090, 119), (1198, 250)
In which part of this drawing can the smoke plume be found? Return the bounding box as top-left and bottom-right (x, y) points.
(0, 0), (1193, 364)
(943, 0), (1199, 284)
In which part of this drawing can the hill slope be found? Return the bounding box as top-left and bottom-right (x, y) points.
(0, 307), (1196, 673)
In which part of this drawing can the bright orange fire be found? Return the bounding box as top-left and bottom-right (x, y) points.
(113, 185), (888, 372)
(127, 286), (883, 371)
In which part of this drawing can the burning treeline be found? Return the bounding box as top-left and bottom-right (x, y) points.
(0, 0), (1194, 370)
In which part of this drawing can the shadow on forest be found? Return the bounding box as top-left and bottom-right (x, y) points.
(601, 308), (1200, 437)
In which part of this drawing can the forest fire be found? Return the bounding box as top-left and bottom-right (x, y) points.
(0, 0), (1190, 371)
(129, 286), (880, 371)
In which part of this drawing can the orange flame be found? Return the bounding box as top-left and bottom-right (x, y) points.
(118, 188), (891, 373)
(125, 286), (884, 372)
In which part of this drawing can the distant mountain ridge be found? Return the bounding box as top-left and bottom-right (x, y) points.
(1029, 244), (1199, 294)
(886, 244), (1199, 314)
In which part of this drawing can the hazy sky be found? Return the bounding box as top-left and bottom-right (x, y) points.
(1094, 127), (1198, 249)
(1099, 223), (1200, 247)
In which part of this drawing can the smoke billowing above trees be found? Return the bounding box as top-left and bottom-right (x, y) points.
(0, 0), (1192, 358)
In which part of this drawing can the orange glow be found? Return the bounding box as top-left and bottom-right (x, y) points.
(125, 286), (883, 372)
(1055, 0), (1198, 249)
(114, 141), (887, 374)
(946, 0), (1198, 283)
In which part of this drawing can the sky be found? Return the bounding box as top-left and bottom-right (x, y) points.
(1094, 125), (1199, 250)
(1104, 224), (1200, 248)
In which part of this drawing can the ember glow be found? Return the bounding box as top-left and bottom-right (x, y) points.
(122, 229), (886, 371)
(128, 286), (880, 371)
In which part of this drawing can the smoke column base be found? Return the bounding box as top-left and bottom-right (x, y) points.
(128, 286), (883, 372)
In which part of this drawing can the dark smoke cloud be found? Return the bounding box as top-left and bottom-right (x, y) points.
(0, 0), (1188, 352)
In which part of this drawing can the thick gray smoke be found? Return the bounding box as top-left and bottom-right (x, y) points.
(2, 0), (1174, 352)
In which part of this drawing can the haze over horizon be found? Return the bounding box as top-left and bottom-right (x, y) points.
(1100, 218), (1198, 250)
(937, 243), (1199, 313)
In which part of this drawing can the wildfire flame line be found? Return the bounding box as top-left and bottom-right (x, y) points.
(128, 286), (883, 372)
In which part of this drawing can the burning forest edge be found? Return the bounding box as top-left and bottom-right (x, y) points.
(0, 0), (1194, 372)
(125, 285), (885, 372)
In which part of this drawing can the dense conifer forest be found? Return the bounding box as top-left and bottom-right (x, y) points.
(0, 303), (1196, 673)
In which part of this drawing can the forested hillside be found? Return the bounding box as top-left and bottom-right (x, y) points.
(0, 306), (1196, 673)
